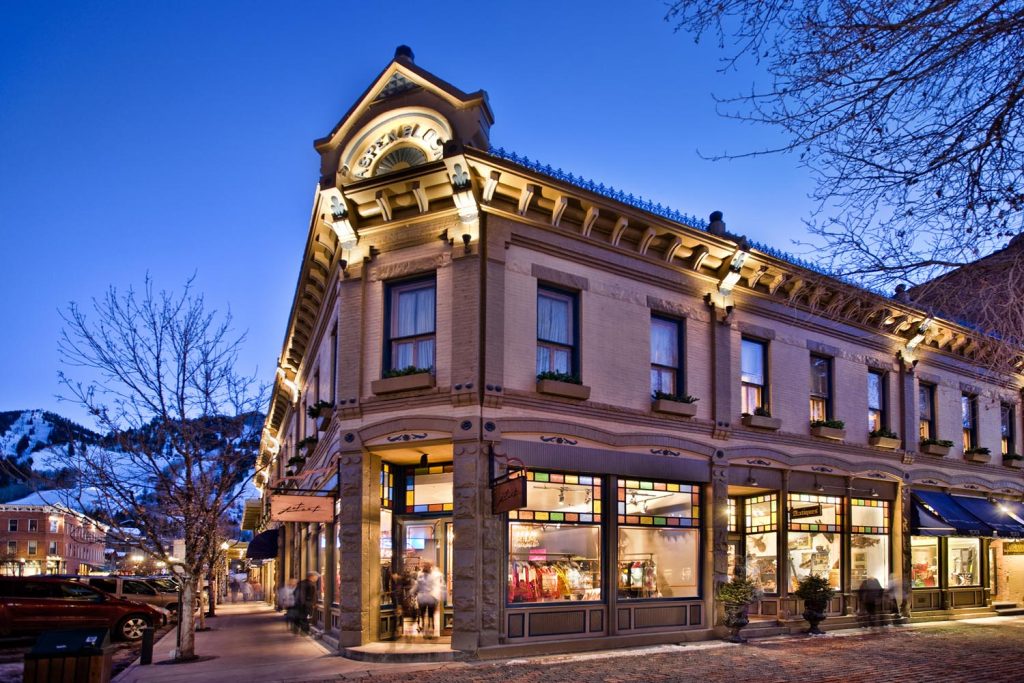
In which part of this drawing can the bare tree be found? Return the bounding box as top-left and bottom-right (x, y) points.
(55, 278), (263, 660)
(666, 1), (1024, 352)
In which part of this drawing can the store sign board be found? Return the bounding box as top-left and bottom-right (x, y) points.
(1004, 541), (1024, 555)
(790, 504), (823, 520)
(270, 495), (335, 523)
(492, 475), (527, 514)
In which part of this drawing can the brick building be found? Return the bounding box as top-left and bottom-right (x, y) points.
(0, 503), (107, 575)
(253, 47), (1024, 658)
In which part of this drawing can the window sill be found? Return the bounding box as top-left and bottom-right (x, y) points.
(652, 398), (697, 417)
(371, 372), (435, 395)
(868, 436), (902, 450)
(920, 443), (950, 457)
(741, 414), (781, 430)
(810, 426), (846, 441)
(536, 379), (591, 400)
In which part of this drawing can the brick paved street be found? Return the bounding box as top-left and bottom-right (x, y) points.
(315, 618), (1024, 683)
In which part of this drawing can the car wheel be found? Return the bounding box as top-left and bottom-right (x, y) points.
(116, 614), (150, 641)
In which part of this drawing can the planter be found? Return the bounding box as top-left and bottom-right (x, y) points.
(722, 603), (751, 643)
(371, 372), (435, 395)
(802, 598), (829, 635)
(652, 398), (697, 417)
(536, 379), (591, 400)
(811, 426), (846, 441)
(742, 414), (781, 431)
(869, 436), (902, 450)
(921, 443), (951, 457)
(1003, 458), (1023, 469)
(315, 413), (331, 432)
(965, 450), (992, 464)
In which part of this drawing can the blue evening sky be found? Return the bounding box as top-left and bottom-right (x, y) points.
(0, 1), (817, 425)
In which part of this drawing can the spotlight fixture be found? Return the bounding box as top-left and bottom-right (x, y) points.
(813, 475), (825, 493)
(419, 453), (428, 467)
(746, 467), (758, 488)
(870, 488), (879, 498)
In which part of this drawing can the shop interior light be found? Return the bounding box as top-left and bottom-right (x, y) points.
(870, 488), (879, 498)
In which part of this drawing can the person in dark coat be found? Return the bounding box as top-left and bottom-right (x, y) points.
(294, 571), (320, 634)
(857, 576), (884, 628)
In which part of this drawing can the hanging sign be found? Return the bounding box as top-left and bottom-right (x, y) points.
(270, 495), (335, 523)
(790, 504), (823, 520)
(492, 473), (527, 514)
(1004, 541), (1024, 555)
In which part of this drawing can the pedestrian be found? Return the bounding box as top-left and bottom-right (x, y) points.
(886, 573), (901, 625)
(278, 577), (299, 630)
(251, 579), (263, 602)
(294, 571), (319, 634)
(241, 580), (253, 602)
(857, 576), (884, 628)
(389, 571), (408, 635)
(229, 577), (240, 603)
(415, 563), (442, 639)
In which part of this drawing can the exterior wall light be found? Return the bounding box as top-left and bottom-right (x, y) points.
(717, 249), (749, 297)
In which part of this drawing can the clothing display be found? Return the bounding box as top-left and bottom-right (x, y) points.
(617, 556), (659, 598)
(508, 554), (599, 603)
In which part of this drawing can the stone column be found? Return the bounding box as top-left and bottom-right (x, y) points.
(843, 476), (854, 615)
(337, 445), (378, 648)
(710, 461), (730, 629)
(779, 470), (790, 604)
(710, 305), (735, 439)
(898, 481), (913, 618)
(451, 422), (487, 651)
(899, 358), (919, 458)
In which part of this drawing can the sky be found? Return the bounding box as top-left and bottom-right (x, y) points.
(0, 1), (818, 426)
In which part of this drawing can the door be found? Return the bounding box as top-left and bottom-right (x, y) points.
(398, 517), (452, 636)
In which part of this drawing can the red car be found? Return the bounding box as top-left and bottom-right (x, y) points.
(0, 577), (168, 641)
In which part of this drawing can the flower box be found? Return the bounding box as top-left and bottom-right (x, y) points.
(652, 398), (697, 417)
(921, 443), (950, 457)
(811, 426), (846, 441)
(371, 372), (435, 395)
(536, 379), (591, 400)
(965, 450), (992, 464)
(742, 414), (781, 430)
(1003, 457), (1023, 469)
(869, 436), (902, 450)
(315, 412), (332, 432)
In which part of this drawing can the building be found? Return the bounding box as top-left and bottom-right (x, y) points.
(253, 46), (1024, 658)
(0, 503), (106, 575)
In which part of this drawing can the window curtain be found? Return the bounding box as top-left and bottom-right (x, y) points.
(741, 340), (764, 385)
(395, 286), (435, 337)
(537, 293), (570, 344)
(650, 319), (677, 367)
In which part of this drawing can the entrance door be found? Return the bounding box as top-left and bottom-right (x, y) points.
(397, 517), (453, 637)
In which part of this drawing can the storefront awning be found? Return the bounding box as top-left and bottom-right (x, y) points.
(951, 495), (1024, 538)
(912, 490), (995, 537)
(911, 499), (956, 536)
(245, 528), (279, 560)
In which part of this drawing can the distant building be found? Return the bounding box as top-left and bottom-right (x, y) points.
(0, 503), (106, 575)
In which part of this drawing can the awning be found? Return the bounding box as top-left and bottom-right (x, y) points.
(912, 490), (995, 536)
(245, 528), (279, 560)
(952, 495), (1024, 538)
(911, 500), (956, 536)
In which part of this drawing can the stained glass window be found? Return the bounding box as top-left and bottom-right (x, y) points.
(745, 493), (778, 533)
(507, 470), (601, 524)
(617, 478), (699, 527)
(405, 464), (453, 513)
(787, 493), (843, 532)
(380, 462), (393, 509)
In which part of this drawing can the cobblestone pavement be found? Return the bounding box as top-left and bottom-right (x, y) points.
(306, 617), (1024, 683)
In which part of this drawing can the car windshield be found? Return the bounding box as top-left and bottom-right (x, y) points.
(147, 579), (178, 592)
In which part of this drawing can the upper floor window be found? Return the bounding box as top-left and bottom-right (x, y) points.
(387, 278), (436, 372)
(919, 383), (936, 440)
(868, 371), (886, 432)
(809, 355), (832, 421)
(962, 394), (978, 450)
(27, 541), (37, 556)
(536, 287), (577, 377)
(48, 541), (58, 556)
(7, 520), (16, 532)
(1002, 403), (1016, 455)
(6, 541), (15, 554)
(49, 520), (58, 533)
(650, 316), (683, 397)
(27, 519), (38, 532)
(741, 338), (768, 414)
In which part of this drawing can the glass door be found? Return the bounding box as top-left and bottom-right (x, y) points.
(398, 517), (452, 638)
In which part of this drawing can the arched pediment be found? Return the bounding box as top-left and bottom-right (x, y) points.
(338, 107), (453, 183)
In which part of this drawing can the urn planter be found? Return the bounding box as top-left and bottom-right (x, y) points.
(371, 372), (435, 395)
(811, 426), (846, 441)
(652, 398), (698, 417)
(536, 379), (591, 400)
(802, 599), (829, 635)
(723, 604), (751, 643)
(869, 436), (902, 450)
(921, 443), (951, 457)
(742, 414), (781, 431)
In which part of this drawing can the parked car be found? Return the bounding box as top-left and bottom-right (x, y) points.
(0, 576), (168, 641)
(74, 576), (180, 614)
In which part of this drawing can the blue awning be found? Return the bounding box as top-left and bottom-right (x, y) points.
(245, 528), (279, 560)
(911, 499), (956, 536)
(952, 495), (1024, 538)
(912, 490), (995, 537)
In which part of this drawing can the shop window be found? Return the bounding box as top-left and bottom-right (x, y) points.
(741, 338), (768, 414)
(318, 526), (327, 602)
(744, 494), (778, 594)
(380, 462), (393, 510)
(536, 287), (577, 377)
(919, 383), (936, 440)
(386, 277), (436, 372)
(508, 471), (602, 604)
(650, 316), (683, 397)
(851, 499), (890, 587)
(405, 464), (454, 513)
(948, 537), (980, 586)
(868, 371), (886, 432)
(1001, 403), (1016, 456)
(809, 355), (832, 422)
(617, 478), (700, 600)
(727, 498), (738, 533)
(961, 394), (978, 451)
(911, 537), (938, 587)
(787, 493), (843, 590)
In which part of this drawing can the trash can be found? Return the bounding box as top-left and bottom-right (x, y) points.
(23, 628), (112, 683)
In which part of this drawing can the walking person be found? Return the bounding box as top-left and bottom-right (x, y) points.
(857, 576), (884, 628)
(228, 577), (240, 603)
(415, 563), (442, 639)
(294, 571), (320, 634)
(241, 580), (253, 602)
(277, 578), (299, 631)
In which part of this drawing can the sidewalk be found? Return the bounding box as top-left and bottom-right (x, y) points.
(113, 603), (459, 683)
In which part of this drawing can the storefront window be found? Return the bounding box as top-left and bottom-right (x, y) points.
(787, 494), (843, 590)
(851, 499), (890, 586)
(318, 526), (327, 602)
(911, 537), (939, 587)
(617, 479), (700, 599)
(508, 471), (602, 604)
(948, 537), (980, 586)
(380, 508), (393, 606)
(745, 494), (778, 593)
(335, 499), (342, 605)
(727, 498), (737, 533)
(405, 464), (453, 513)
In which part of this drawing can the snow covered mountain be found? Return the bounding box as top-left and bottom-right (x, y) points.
(0, 409), (101, 461)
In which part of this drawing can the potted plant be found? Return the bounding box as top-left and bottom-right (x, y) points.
(742, 406), (781, 431)
(810, 419), (846, 440)
(307, 400), (335, 432)
(717, 576), (761, 643)
(371, 365), (435, 394)
(794, 574), (836, 635)
(920, 438), (954, 456)
(869, 427), (901, 450)
(1003, 452), (1024, 469)
(296, 435), (319, 455)
(536, 371), (591, 400)
(652, 391), (699, 417)
(964, 446), (992, 463)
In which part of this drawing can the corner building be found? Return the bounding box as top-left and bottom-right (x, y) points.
(253, 48), (1024, 658)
